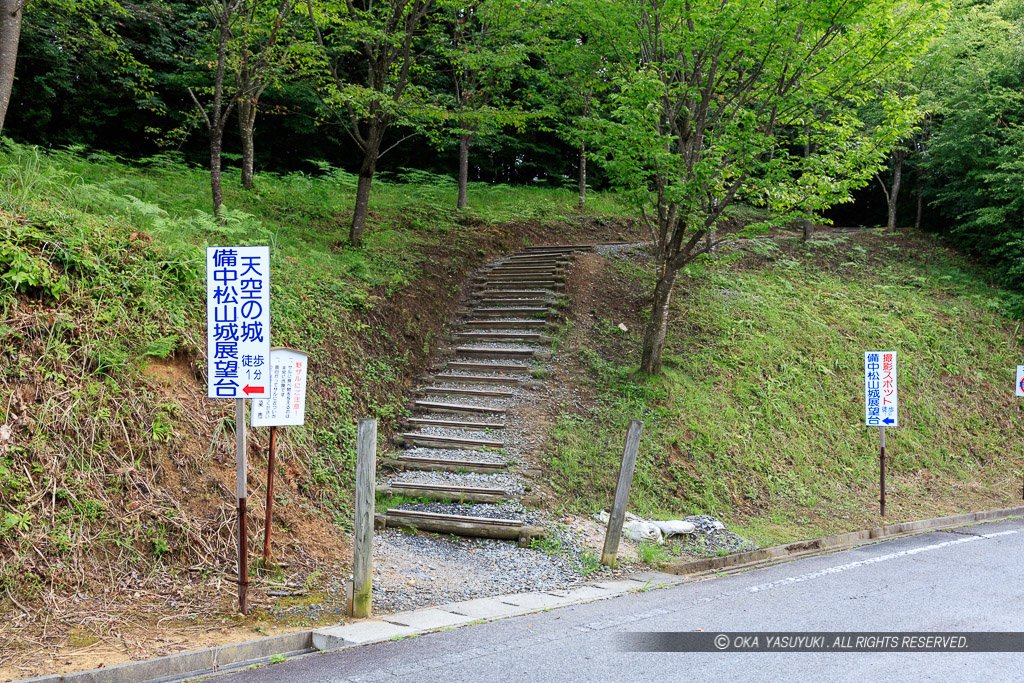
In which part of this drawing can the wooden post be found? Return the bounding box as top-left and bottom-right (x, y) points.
(351, 418), (376, 618)
(880, 425), (886, 517)
(263, 425), (277, 566)
(601, 420), (643, 567)
(236, 398), (249, 615)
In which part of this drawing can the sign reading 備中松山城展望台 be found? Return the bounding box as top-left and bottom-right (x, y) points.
(206, 246), (271, 400)
(865, 351), (898, 427)
(251, 348), (308, 427)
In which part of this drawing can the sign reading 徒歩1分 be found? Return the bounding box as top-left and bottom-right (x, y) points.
(206, 246), (271, 399)
(251, 348), (308, 427)
(865, 351), (898, 427)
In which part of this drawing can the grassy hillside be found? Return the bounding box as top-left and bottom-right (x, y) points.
(0, 139), (634, 618)
(547, 230), (1024, 546)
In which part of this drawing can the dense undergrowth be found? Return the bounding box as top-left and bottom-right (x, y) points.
(549, 230), (1024, 546)
(0, 140), (632, 605)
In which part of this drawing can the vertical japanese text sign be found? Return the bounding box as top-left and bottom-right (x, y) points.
(206, 246), (271, 399)
(865, 351), (898, 427)
(252, 348), (308, 427)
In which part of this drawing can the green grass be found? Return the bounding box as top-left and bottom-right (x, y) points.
(0, 139), (631, 600)
(547, 230), (1024, 546)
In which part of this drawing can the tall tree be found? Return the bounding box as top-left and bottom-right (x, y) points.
(306, 0), (442, 246)
(0, 0), (23, 136)
(584, 0), (943, 374)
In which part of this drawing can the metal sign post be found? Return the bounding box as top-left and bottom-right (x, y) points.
(251, 348), (309, 567)
(207, 246), (271, 615)
(865, 351), (898, 517)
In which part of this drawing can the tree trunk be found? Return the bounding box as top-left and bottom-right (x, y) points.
(639, 266), (678, 375)
(578, 143), (586, 210)
(801, 122), (814, 241)
(238, 97), (257, 191)
(887, 149), (905, 231)
(0, 0), (23, 136)
(915, 187), (923, 230)
(457, 132), (471, 210)
(210, 129), (225, 216)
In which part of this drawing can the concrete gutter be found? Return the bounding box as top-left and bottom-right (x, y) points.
(663, 505), (1024, 576)
(19, 505), (1024, 683)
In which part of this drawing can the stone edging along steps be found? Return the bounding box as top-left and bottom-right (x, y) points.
(377, 244), (594, 540)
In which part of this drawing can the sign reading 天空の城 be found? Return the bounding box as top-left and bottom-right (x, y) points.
(206, 246), (271, 400)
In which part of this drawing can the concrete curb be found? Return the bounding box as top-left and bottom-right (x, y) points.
(17, 631), (314, 683)
(663, 505), (1024, 576)
(19, 505), (1024, 682)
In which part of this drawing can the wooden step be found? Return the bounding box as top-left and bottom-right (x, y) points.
(455, 331), (550, 343)
(431, 373), (523, 384)
(420, 385), (514, 398)
(446, 361), (531, 373)
(399, 432), (505, 449)
(406, 416), (506, 429)
(377, 483), (520, 504)
(380, 455), (508, 473)
(469, 307), (551, 317)
(523, 244), (592, 251)
(481, 271), (565, 279)
(477, 280), (563, 288)
(487, 267), (564, 274)
(454, 346), (539, 359)
(413, 400), (505, 414)
(464, 319), (547, 329)
(476, 290), (558, 298)
(379, 509), (544, 544)
(477, 298), (553, 306)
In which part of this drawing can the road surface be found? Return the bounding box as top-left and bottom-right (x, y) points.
(215, 518), (1024, 682)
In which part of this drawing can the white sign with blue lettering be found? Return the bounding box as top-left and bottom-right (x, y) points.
(865, 351), (898, 427)
(1017, 365), (1024, 397)
(206, 246), (271, 399)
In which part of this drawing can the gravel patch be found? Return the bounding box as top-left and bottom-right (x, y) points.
(399, 447), (509, 465)
(409, 426), (503, 440)
(416, 394), (510, 409)
(386, 471), (525, 494)
(668, 515), (759, 557)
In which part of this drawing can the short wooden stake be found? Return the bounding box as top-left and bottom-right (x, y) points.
(601, 419), (643, 568)
(351, 418), (376, 618)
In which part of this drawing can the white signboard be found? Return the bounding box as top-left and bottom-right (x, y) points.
(207, 246), (271, 399)
(252, 348), (308, 427)
(865, 351), (898, 427)
(1017, 365), (1024, 397)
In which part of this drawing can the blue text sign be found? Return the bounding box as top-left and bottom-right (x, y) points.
(865, 351), (898, 427)
(206, 246), (271, 399)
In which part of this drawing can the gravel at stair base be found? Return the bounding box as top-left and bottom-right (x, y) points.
(417, 395), (511, 409)
(458, 342), (542, 351)
(410, 425), (502, 440)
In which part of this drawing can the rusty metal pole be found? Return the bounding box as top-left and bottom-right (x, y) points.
(880, 425), (886, 517)
(263, 426), (277, 566)
(236, 398), (249, 615)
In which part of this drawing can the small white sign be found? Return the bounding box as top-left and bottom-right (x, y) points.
(207, 246), (271, 399)
(1017, 365), (1024, 397)
(865, 351), (898, 427)
(251, 348), (308, 426)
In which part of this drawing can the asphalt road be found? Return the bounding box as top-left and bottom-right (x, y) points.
(215, 519), (1024, 683)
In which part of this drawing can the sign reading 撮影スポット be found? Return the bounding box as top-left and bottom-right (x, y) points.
(865, 351), (898, 427)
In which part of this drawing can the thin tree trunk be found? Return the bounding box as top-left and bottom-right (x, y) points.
(915, 187), (923, 230)
(578, 143), (586, 210)
(802, 123), (813, 241)
(238, 97), (257, 191)
(210, 129), (225, 215)
(0, 0), (23, 136)
(351, 128), (383, 246)
(457, 132), (471, 210)
(640, 266), (678, 375)
(887, 149), (905, 231)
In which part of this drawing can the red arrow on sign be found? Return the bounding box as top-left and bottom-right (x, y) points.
(243, 385), (265, 396)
